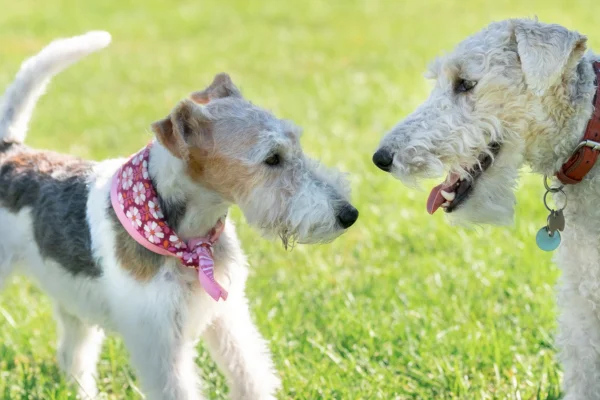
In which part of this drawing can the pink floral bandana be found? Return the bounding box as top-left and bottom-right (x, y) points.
(110, 144), (228, 301)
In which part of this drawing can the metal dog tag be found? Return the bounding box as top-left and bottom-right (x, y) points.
(538, 176), (568, 252)
(547, 209), (565, 233)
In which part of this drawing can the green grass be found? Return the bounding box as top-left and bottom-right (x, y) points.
(0, 0), (597, 398)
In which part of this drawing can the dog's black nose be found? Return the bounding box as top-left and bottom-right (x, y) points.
(372, 148), (394, 171)
(336, 203), (359, 229)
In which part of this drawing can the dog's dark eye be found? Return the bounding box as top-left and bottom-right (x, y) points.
(264, 154), (281, 166)
(456, 79), (477, 93)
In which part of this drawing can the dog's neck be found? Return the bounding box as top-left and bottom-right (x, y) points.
(525, 55), (599, 178)
(148, 141), (231, 239)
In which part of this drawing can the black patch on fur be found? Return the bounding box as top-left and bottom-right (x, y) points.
(0, 145), (102, 277)
(107, 176), (187, 278)
(0, 140), (17, 154)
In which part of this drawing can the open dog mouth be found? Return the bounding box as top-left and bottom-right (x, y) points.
(427, 142), (502, 214)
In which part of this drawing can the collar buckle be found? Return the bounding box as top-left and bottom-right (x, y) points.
(574, 139), (600, 153)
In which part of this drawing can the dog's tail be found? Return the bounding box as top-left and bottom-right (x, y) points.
(0, 31), (111, 143)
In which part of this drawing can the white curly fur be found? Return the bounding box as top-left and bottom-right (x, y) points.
(376, 18), (600, 399)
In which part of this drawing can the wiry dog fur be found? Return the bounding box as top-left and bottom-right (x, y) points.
(0, 33), (357, 399)
(375, 18), (600, 399)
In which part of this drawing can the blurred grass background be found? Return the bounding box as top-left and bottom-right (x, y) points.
(1, 0), (597, 399)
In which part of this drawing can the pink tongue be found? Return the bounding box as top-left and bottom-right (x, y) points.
(427, 183), (446, 215)
(426, 173), (461, 215)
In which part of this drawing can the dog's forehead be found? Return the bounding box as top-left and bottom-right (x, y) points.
(206, 98), (301, 162)
(208, 98), (297, 133)
(255, 119), (301, 149)
(234, 106), (301, 145)
(456, 20), (513, 52)
(428, 51), (483, 81)
(429, 21), (514, 80)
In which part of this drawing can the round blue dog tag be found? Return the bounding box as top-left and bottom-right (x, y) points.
(536, 227), (561, 251)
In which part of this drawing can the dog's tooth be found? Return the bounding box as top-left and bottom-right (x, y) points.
(441, 190), (456, 201)
(441, 201), (451, 208)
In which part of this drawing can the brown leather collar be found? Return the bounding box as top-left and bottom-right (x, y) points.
(556, 61), (600, 185)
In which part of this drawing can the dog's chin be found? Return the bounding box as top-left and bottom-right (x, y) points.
(445, 164), (519, 226)
(289, 225), (344, 247)
(390, 171), (420, 189)
(296, 229), (344, 245)
(254, 224), (343, 249)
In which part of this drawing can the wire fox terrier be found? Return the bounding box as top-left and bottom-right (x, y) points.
(374, 18), (600, 399)
(0, 32), (358, 399)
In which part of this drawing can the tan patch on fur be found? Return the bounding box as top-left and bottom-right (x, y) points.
(114, 239), (161, 281)
(187, 148), (265, 202)
(108, 206), (163, 281)
(151, 100), (214, 161)
(0, 145), (93, 213)
(190, 73), (241, 105)
(152, 117), (189, 160)
(3, 147), (88, 174)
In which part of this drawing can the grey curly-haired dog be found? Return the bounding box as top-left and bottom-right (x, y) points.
(374, 18), (600, 399)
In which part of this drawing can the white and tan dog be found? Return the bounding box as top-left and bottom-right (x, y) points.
(0, 32), (358, 399)
(374, 19), (600, 399)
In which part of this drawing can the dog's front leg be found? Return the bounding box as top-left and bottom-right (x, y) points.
(203, 294), (281, 400)
(121, 309), (204, 400)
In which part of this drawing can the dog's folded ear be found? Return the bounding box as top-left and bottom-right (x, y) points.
(190, 73), (242, 104)
(513, 19), (587, 96)
(151, 99), (213, 159)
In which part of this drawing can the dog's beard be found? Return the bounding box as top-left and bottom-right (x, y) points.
(446, 148), (523, 226)
(275, 215), (342, 249)
(253, 222), (340, 250)
(240, 195), (343, 249)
